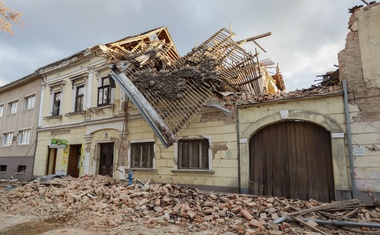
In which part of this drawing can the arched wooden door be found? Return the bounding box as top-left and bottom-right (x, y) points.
(249, 121), (335, 202)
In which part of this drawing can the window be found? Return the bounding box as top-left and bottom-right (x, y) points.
(25, 95), (35, 110)
(178, 139), (209, 169)
(2, 132), (14, 146)
(0, 105), (3, 117)
(130, 142), (154, 168)
(17, 165), (27, 174)
(52, 92), (61, 116)
(9, 101), (18, 114)
(75, 85), (84, 112)
(0, 165), (6, 172)
(18, 129), (31, 144)
(98, 77), (111, 106)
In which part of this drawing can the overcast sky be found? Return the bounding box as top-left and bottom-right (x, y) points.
(0, 0), (361, 91)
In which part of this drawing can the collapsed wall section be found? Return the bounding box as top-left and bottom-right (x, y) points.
(338, 2), (380, 196)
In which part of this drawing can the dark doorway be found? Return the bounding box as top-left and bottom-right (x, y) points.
(249, 121), (335, 202)
(99, 143), (114, 177)
(67, 145), (81, 178)
(46, 147), (57, 175)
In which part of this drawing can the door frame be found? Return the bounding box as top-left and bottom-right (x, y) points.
(238, 109), (349, 197)
(97, 141), (115, 177)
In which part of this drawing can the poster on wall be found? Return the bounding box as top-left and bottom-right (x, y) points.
(51, 138), (67, 149)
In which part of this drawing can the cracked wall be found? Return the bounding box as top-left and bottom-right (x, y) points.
(338, 3), (380, 193)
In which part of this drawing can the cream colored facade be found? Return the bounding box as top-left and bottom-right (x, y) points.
(237, 94), (350, 198)
(34, 49), (127, 179)
(338, 3), (380, 198)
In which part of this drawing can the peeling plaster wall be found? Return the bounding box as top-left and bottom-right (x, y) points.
(237, 95), (349, 196)
(338, 3), (380, 194)
(127, 110), (239, 192)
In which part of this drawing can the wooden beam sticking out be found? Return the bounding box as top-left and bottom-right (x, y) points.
(236, 32), (272, 44)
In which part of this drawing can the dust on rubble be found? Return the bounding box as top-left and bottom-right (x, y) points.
(1, 175), (380, 234)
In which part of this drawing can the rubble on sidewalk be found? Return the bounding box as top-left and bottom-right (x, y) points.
(1, 175), (379, 234)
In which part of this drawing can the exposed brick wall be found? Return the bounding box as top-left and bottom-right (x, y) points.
(338, 5), (380, 122)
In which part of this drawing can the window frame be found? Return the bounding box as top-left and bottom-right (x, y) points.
(52, 91), (61, 116)
(17, 165), (27, 174)
(9, 101), (18, 114)
(25, 95), (35, 110)
(0, 165), (7, 172)
(2, 132), (14, 146)
(75, 85), (85, 112)
(18, 129), (31, 145)
(97, 77), (111, 106)
(177, 138), (210, 170)
(130, 141), (154, 169)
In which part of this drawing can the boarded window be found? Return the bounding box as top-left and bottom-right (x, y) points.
(130, 142), (154, 168)
(178, 139), (209, 169)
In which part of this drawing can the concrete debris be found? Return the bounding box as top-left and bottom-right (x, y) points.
(1, 175), (380, 234)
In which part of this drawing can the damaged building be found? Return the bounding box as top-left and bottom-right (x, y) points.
(32, 26), (283, 194)
(1, 1), (379, 204)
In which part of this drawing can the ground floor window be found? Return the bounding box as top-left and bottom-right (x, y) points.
(130, 142), (154, 168)
(178, 139), (209, 169)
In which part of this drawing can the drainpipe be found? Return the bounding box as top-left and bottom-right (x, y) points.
(342, 78), (357, 199)
(235, 105), (241, 193)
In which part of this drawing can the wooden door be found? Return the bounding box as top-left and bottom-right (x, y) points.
(249, 121), (335, 202)
(99, 143), (114, 177)
(46, 147), (57, 175)
(67, 145), (81, 178)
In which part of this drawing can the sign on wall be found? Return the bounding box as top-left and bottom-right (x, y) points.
(51, 138), (67, 149)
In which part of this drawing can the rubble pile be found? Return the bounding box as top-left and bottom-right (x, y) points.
(230, 85), (343, 106)
(1, 175), (380, 234)
(132, 51), (222, 100)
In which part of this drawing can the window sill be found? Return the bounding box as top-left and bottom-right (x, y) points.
(91, 104), (114, 111)
(171, 169), (215, 174)
(17, 143), (30, 146)
(44, 115), (62, 120)
(127, 168), (157, 173)
(65, 111), (85, 117)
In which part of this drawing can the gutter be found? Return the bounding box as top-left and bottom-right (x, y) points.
(236, 105), (241, 193)
(342, 78), (357, 199)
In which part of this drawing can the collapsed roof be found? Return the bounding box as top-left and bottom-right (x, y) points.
(101, 26), (274, 147)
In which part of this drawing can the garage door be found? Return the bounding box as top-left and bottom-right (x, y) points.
(249, 121), (335, 202)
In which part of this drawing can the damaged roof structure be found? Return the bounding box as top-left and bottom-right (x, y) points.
(101, 26), (283, 147)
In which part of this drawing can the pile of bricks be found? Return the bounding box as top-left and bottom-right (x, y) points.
(1, 175), (379, 234)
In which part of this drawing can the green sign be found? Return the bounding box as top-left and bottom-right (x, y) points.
(51, 138), (67, 149)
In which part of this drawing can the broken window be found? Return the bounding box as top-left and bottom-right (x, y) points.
(25, 95), (35, 110)
(17, 165), (27, 173)
(18, 129), (31, 145)
(130, 142), (154, 168)
(52, 92), (61, 116)
(2, 132), (14, 146)
(178, 139), (209, 169)
(75, 85), (84, 112)
(97, 77), (111, 106)
(0, 165), (6, 172)
(9, 101), (18, 114)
